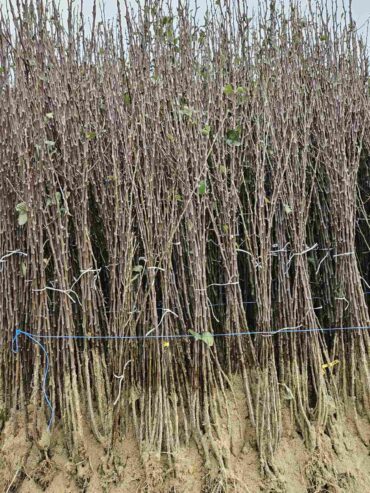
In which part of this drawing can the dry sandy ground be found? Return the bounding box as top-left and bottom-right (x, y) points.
(1, 379), (369, 492)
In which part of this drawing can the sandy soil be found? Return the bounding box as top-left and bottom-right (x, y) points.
(1, 379), (369, 492)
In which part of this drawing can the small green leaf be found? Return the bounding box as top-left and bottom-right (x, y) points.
(235, 86), (246, 95)
(219, 165), (227, 175)
(174, 194), (183, 201)
(198, 180), (207, 196)
(320, 34), (328, 41)
(0, 66), (5, 74)
(16, 202), (29, 226)
(283, 204), (292, 214)
(15, 202), (28, 213)
(189, 330), (202, 341)
(200, 331), (214, 347)
(18, 213), (28, 226)
(132, 265), (144, 273)
(223, 83), (234, 96)
(123, 92), (131, 105)
(222, 224), (229, 234)
(85, 131), (96, 141)
(161, 16), (173, 26)
(45, 112), (54, 120)
(189, 330), (214, 347)
(226, 128), (241, 146)
(198, 30), (206, 44)
(20, 261), (27, 277)
(201, 124), (211, 136)
(179, 105), (194, 118)
(46, 192), (62, 209)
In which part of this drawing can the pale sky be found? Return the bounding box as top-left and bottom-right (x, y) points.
(2, 0), (370, 43)
(53, 0), (370, 23)
(55, 1), (370, 41)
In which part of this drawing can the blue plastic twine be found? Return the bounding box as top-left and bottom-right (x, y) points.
(12, 329), (55, 430)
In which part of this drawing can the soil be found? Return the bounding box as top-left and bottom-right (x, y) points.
(1, 378), (369, 492)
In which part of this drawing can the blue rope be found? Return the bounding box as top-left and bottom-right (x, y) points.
(11, 324), (370, 429)
(12, 330), (54, 430)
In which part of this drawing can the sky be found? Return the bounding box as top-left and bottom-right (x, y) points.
(2, 0), (370, 43)
(52, 0), (370, 24)
(52, 1), (370, 42)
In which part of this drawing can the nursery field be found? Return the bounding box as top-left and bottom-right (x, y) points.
(0, 0), (370, 491)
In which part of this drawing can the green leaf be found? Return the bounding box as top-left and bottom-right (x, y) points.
(18, 213), (28, 226)
(0, 66), (5, 74)
(46, 192), (62, 209)
(189, 330), (202, 341)
(189, 330), (214, 347)
(198, 30), (206, 44)
(85, 131), (96, 141)
(201, 124), (211, 136)
(45, 112), (54, 120)
(226, 128), (241, 146)
(15, 202), (28, 213)
(198, 180), (207, 196)
(283, 204), (292, 214)
(161, 16), (173, 26)
(223, 83), (234, 95)
(179, 105), (194, 118)
(20, 261), (27, 277)
(16, 202), (29, 226)
(235, 86), (246, 95)
(174, 194), (183, 201)
(222, 224), (229, 234)
(219, 165), (227, 175)
(123, 92), (131, 105)
(132, 265), (143, 273)
(200, 331), (214, 347)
